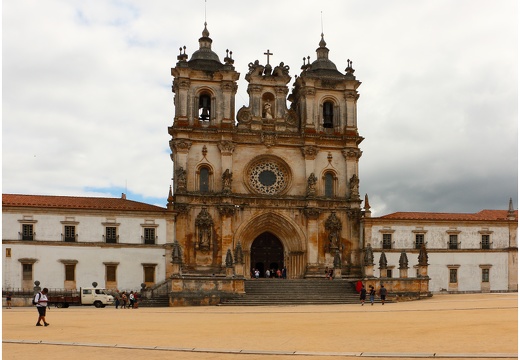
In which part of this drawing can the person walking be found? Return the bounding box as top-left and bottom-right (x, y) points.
(128, 291), (135, 309)
(359, 285), (366, 306)
(35, 288), (50, 326)
(379, 284), (388, 305)
(6, 291), (12, 309)
(369, 285), (376, 306)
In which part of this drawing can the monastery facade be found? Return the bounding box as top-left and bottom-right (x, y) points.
(2, 24), (517, 303)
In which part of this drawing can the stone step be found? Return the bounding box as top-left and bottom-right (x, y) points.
(220, 279), (366, 306)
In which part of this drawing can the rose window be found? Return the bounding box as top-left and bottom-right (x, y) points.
(247, 160), (289, 195)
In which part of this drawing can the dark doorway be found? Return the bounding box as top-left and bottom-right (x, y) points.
(251, 232), (284, 278)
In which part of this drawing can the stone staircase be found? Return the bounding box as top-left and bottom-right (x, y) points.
(219, 279), (362, 306)
(138, 294), (169, 307)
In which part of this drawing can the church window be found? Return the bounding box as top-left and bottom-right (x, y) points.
(200, 167), (210, 193)
(324, 172), (334, 197)
(323, 101), (334, 128)
(198, 93), (211, 121)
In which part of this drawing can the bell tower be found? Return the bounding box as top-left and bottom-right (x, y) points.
(171, 23), (239, 129)
(290, 33), (361, 136)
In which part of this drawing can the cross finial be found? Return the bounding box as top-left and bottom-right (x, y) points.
(264, 49), (273, 65)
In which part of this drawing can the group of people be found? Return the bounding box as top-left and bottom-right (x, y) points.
(251, 267), (287, 279)
(114, 290), (139, 309)
(357, 281), (387, 306)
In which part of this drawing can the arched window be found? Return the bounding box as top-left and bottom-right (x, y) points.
(199, 167), (210, 193)
(198, 93), (211, 121)
(324, 172), (334, 197)
(323, 101), (334, 128)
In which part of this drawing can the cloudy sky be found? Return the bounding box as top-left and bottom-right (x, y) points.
(3, 0), (517, 216)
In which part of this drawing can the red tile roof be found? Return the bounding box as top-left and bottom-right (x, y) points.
(2, 194), (167, 212)
(378, 210), (517, 221)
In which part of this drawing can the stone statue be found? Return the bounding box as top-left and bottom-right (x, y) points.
(195, 207), (213, 251)
(364, 244), (374, 265)
(306, 173), (317, 197)
(325, 212), (342, 252)
(263, 100), (273, 119)
(349, 174), (359, 199)
(176, 167), (187, 192)
(222, 169), (233, 194)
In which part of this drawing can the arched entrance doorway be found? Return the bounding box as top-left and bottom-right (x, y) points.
(250, 232), (284, 278)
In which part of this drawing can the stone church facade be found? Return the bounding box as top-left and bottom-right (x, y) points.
(2, 23), (516, 305)
(168, 23), (364, 280)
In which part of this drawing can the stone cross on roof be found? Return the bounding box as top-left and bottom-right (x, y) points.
(264, 49), (273, 65)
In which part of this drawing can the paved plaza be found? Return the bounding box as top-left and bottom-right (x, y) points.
(2, 293), (518, 359)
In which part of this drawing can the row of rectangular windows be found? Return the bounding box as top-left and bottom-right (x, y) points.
(381, 234), (492, 250)
(18, 224), (157, 244)
(379, 267), (491, 283)
(21, 263), (156, 283)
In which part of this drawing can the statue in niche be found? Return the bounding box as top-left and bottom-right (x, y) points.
(263, 100), (273, 119)
(176, 167), (187, 193)
(325, 212), (342, 253)
(222, 169), (233, 194)
(195, 207), (213, 251)
(306, 173), (317, 197)
(349, 174), (360, 199)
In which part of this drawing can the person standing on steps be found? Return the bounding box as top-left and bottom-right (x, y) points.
(379, 284), (388, 305)
(35, 288), (50, 326)
(369, 285), (376, 305)
(359, 285), (366, 306)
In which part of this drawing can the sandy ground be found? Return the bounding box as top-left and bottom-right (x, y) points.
(2, 293), (517, 360)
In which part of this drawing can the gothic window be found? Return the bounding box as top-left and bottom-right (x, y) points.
(324, 172), (334, 198)
(200, 167), (210, 193)
(323, 101), (334, 128)
(198, 92), (211, 121)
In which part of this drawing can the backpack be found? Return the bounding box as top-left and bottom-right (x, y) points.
(32, 292), (40, 305)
